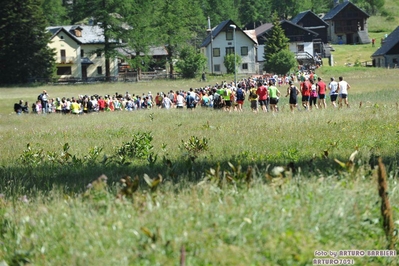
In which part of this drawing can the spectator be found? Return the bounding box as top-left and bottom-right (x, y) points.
(14, 100), (24, 114)
(39, 90), (49, 113)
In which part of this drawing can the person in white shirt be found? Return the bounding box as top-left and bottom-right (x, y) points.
(328, 77), (339, 107)
(176, 92), (184, 109)
(162, 95), (172, 109)
(338, 76), (351, 108)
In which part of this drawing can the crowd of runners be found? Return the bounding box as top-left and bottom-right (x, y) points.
(13, 72), (351, 115)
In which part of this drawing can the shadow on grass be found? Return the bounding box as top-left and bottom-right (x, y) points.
(1, 151), (398, 196)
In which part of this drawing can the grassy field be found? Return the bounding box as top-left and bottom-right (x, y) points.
(2, 26), (399, 265)
(1, 66), (399, 265)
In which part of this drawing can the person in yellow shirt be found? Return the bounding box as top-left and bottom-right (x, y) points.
(70, 99), (81, 114)
(223, 85), (232, 112)
(248, 84), (258, 113)
(55, 97), (62, 113)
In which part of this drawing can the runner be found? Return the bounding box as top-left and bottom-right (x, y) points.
(285, 81), (300, 113)
(316, 77), (327, 109)
(328, 77), (339, 107)
(338, 76), (351, 108)
(268, 81), (281, 113)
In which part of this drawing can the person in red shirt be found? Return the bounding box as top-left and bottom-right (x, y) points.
(300, 78), (311, 110)
(97, 96), (105, 111)
(256, 82), (269, 112)
(316, 77), (327, 109)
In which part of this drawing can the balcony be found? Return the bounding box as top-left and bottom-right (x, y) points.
(335, 25), (358, 34)
(57, 56), (75, 64)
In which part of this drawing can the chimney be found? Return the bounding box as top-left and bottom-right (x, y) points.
(334, 0), (340, 7)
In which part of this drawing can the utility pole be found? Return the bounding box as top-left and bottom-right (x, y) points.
(207, 17), (214, 75)
(230, 24), (237, 86)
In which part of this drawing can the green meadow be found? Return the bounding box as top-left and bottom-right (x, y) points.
(1, 52), (399, 264)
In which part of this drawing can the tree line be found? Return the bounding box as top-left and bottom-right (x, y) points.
(0, 0), (384, 84)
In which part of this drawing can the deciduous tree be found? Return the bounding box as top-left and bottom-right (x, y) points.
(267, 49), (297, 75)
(176, 46), (207, 78)
(224, 53), (242, 74)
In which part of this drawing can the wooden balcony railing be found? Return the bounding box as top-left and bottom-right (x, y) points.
(57, 56), (75, 64)
(335, 26), (358, 34)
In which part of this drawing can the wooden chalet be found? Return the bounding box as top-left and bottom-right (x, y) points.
(323, 0), (370, 44)
(371, 26), (399, 68)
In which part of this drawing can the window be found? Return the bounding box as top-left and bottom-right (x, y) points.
(57, 66), (71, 75)
(242, 63), (248, 70)
(214, 64), (220, 72)
(225, 47), (235, 55)
(297, 44), (304, 52)
(60, 35), (64, 40)
(97, 66), (102, 75)
(75, 29), (82, 37)
(81, 49), (84, 57)
(96, 51), (101, 57)
(241, 46), (248, 56)
(60, 49), (66, 62)
(213, 48), (220, 57)
(226, 30), (233, 40)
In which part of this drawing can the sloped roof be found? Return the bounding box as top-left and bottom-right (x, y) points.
(201, 19), (257, 47)
(254, 20), (318, 37)
(291, 11), (308, 24)
(243, 30), (258, 45)
(47, 25), (118, 44)
(254, 23), (273, 36)
(291, 10), (328, 26)
(323, 1), (369, 21)
(372, 26), (399, 57)
(81, 57), (94, 64)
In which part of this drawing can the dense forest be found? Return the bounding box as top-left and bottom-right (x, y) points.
(0, 0), (385, 84)
(50, 0), (384, 29)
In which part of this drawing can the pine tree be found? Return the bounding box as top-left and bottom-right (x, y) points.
(0, 0), (55, 84)
(263, 13), (296, 73)
(155, 0), (205, 78)
(201, 0), (239, 26)
(263, 13), (289, 64)
(73, 0), (129, 81)
(120, 0), (158, 79)
(41, 0), (71, 26)
(270, 0), (300, 20)
(238, 0), (271, 29)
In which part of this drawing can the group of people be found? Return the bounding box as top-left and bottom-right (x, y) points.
(13, 73), (350, 115)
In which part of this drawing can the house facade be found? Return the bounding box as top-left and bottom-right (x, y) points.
(200, 20), (258, 75)
(323, 0), (370, 44)
(371, 26), (399, 68)
(47, 25), (119, 81)
(291, 10), (329, 44)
